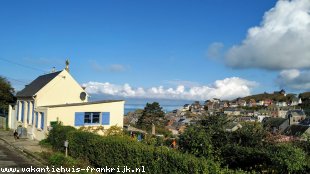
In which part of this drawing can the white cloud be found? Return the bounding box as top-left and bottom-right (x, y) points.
(226, 0), (310, 70)
(276, 69), (310, 90)
(90, 61), (127, 73)
(207, 42), (224, 59)
(163, 80), (201, 88)
(82, 77), (258, 100)
(90, 60), (104, 72)
(107, 64), (127, 72)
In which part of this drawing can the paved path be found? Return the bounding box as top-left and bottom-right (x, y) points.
(0, 130), (47, 173)
(0, 140), (41, 173)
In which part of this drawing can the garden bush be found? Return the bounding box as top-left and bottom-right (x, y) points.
(47, 124), (76, 151)
(48, 125), (244, 174)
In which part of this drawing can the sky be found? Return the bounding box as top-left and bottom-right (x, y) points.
(1, 0), (310, 102)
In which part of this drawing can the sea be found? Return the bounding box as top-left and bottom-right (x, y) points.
(89, 94), (192, 115)
(124, 104), (183, 115)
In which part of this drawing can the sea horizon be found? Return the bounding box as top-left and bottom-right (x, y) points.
(124, 103), (184, 115)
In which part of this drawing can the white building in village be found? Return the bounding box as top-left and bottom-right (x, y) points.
(8, 62), (124, 140)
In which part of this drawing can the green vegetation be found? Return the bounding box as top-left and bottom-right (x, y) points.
(299, 92), (310, 116)
(179, 114), (308, 173)
(46, 124), (76, 151)
(136, 102), (165, 130)
(242, 92), (297, 102)
(46, 124), (245, 173)
(136, 102), (173, 137)
(0, 76), (15, 113)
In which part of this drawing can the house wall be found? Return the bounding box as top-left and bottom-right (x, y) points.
(278, 110), (287, 118)
(8, 105), (15, 129)
(11, 100), (34, 129)
(279, 120), (289, 132)
(28, 101), (124, 141)
(35, 70), (87, 107)
(29, 107), (48, 140)
(27, 101), (125, 141)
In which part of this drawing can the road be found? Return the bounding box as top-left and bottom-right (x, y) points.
(0, 140), (41, 173)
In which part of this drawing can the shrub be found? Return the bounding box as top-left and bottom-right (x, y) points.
(67, 131), (222, 173)
(47, 124), (76, 151)
(48, 125), (244, 173)
(39, 139), (52, 148)
(48, 152), (77, 167)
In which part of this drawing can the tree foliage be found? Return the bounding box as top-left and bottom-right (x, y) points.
(46, 125), (242, 174)
(0, 76), (15, 112)
(137, 102), (165, 130)
(179, 125), (213, 158)
(179, 114), (307, 173)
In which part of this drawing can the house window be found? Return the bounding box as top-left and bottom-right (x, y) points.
(84, 112), (100, 124)
(84, 113), (91, 123)
(32, 101), (34, 125)
(40, 112), (44, 130)
(27, 101), (30, 124)
(92, 113), (100, 123)
(21, 101), (24, 122)
(74, 112), (108, 126)
(16, 101), (19, 120)
(35, 112), (39, 128)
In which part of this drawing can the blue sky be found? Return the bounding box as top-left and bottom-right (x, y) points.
(1, 0), (310, 101)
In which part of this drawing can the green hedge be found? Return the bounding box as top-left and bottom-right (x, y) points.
(69, 131), (223, 173)
(47, 124), (76, 151)
(47, 125), (244, 174)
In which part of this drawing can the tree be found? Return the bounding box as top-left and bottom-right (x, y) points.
(0, 76), (15, 113)
(179, 125), (213, 158)
(269, 143), (306, 173)
(136, 102), (165, 130)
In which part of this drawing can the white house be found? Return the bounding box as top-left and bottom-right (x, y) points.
(8, 62), (125, 140)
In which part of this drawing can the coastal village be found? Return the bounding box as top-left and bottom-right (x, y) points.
(125, 89), (310, 142)
(0, 62), (310, 173)
(1, 0), (310, 173)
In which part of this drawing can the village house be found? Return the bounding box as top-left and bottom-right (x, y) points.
(8, 62), (124, 140)
(247, 99), (256, 107)
(276, 101), (287, 107)
(224, 108), (241, 116)
(219, 101), (229, 109)
(182, 104), (190, 111)
(225, 122), (242, 132)
(285, 125), (310, 141)
(286, 109), (306, 125)
(256, 100), (264, 106)
(236, 98), (247, 107)
(262, 117), (289, 133)
(264, 99), (273, 106)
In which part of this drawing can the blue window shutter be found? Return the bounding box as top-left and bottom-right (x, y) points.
(21, 101), (24, 122)
(35, 112), (38, 128)
(101, 112), (110, 125)
(41, 112), (44, 129)
(75, 112), (84, 126)
(27, 102), (30, 124)
(32, 102), (34, 125)
(16, 101), (19, 120)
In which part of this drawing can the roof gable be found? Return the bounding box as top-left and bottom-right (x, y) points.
(285, 125), (310, 136)
(16, 71), (62, 98)
(263, 118), (288, 128)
